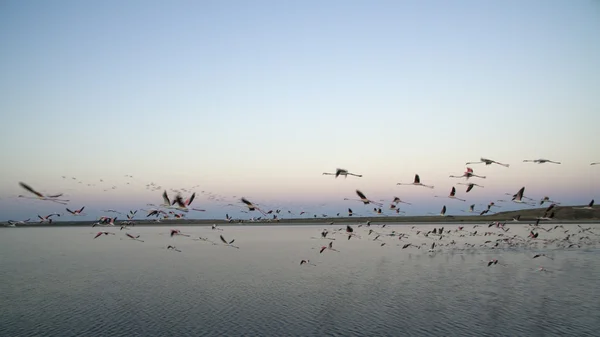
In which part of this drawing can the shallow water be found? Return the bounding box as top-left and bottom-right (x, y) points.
(1, 223), (599, 337)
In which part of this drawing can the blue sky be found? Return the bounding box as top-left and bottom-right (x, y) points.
(1, 0), (599, 221)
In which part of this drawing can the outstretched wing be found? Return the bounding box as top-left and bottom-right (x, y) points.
(19, 182), (44, 197)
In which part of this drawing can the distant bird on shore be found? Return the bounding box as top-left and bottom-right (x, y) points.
(322, 168), (362, 178)
(397, 174), (434, 189)
(465, 158), (509, 167)
(457, 182), (483, 193)
(523, 159), (561, 164)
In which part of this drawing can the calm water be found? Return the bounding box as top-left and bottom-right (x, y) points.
(1, 223), (599, 337)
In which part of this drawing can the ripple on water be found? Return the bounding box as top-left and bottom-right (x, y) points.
(0, 224), (599, 337)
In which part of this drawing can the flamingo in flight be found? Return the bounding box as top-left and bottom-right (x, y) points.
(320, 241), (339, 253)
(457, 182), (483, 193)
(322, 168), (362, 178)
(523, 159), (561, 164)
(7, 219), (30, 226)
(435, 187), (466, 202)
(94, 231), (115, 239)
(465, 157), (509, 167)
(66, 206), (85, 216)
(392, 197), (411, 205)
(539, 196), (560, 206)
(461, 204), (477, 213)
(449, 167), (486, 180)
(170, 229), (190, 237)
(396, 174), (434, 189)
(573, 200), (594, 210)
(240, 197), (267, 215)
(38, 213), (60, 223)
(220, 235), (239, 249)
(512, 187), (535, 206)
(18, 182), (69, 204)
(173, 192), (196, 212)
(428, 205), (447, 216)
(166, 245), (182, 252)
(125, 233), (144, 242)
(344, 190), (383, 207)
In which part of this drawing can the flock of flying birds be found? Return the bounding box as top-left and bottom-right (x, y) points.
(3, 157), (599, 270)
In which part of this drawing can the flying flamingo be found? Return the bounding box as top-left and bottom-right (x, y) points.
(166, 245), (182, 252)
(38, 213), (60, 223)
(457, 182), (483, 193)
(94, 231), (115, 239)
(461, 204), (477, 213)
(449, 167), (486, 180)
(428, 205), (447, 216)
(512, 187), (535, 206)
(240, 197), (267, 215)
(300, 260), (316, 266)
(173, 192), (196, 212)
(322, 168), (362, 178)
(435, 187), (465, 202)
(66, 206), (85, 216)
(320, 241), (339, 253)
(344, 190), (383, 207)
(7, 219), (30, 226)
(392, 197), (411, 205)
(539, 196), (560, 206)
(18, 182), (69, 204)
(573, 200), (594, 210)
(523, 159), (561, 164)
(396, 174), (434, 189)
(465, 158), (509, 167)
(170, 229), (190, 237)
(125, 233), (144, 242)
(220, 235), (239, 249)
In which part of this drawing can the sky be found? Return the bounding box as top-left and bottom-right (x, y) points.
(0, 0), (599, 221)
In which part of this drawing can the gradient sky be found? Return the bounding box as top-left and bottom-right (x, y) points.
(1, 0), (599, 221)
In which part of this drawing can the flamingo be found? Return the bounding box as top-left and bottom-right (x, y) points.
(18, 182), (69, 204)
(126, 233), (144, 242)
(320, 241), (339, 253)
(170, 229), (190, 237)
(220, 235), (239, 249)
(428, 205), (446, 216)
(344, 190), (383, 207)
(172, 192), (196, 212)
(449, 167), (486, 180)
(166, 245), (182, 252)
(300, 260), (316, 266)
(7, 219), (30, 226)
(457, 182), (483, 193)
(465, 158), (509, 167)
(240, 197), (267, 215)
(94, 231), (115, 239)
(523, 159), (561, 164)
(38, 213), (60, 223)
(435, 187), (466, 202)
(66, 206), (85, 216)
(573, 200), (594, 210)
(512, 187), (535, 206)
(391, 197), (411, 205)
(539, 196), (560, 206)
(322, 168), (362, 178)
(397, 174), (434, 189)
(461, 204), (476, 213)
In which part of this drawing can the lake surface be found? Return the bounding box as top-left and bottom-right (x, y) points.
(1, 223), (599, 337)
